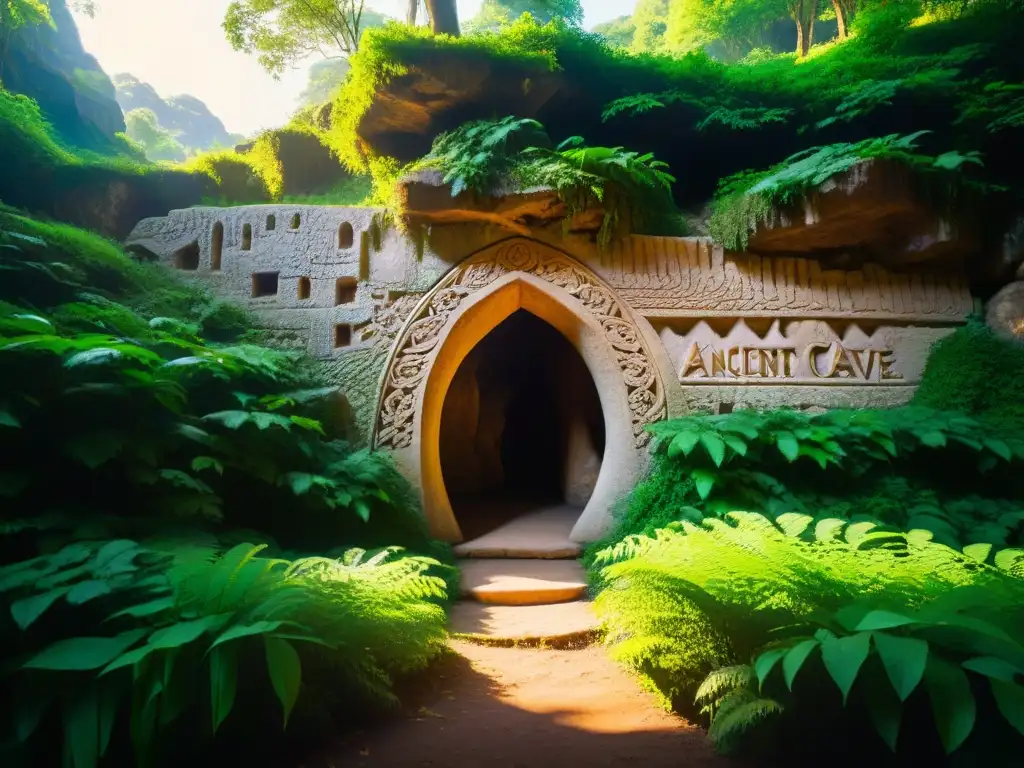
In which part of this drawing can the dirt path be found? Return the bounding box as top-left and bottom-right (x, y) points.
(309, 641), (732, 768)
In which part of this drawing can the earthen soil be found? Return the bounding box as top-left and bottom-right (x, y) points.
(306, 641), (733, 768)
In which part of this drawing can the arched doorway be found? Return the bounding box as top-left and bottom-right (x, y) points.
(439, 309), (606, 541)
(373, 239), (669, 543)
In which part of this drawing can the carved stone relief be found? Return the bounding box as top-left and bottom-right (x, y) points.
(595, 237), (973, 320)
(375, 240), (668, 451)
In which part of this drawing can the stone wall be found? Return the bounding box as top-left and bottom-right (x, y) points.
(127, 205), (974, 443)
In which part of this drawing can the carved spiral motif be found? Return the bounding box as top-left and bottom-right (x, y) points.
(375, 240), (667, 450)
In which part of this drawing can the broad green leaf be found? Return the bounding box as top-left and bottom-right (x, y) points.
(692, 469), (716, 500)
(984, 438), (1012, 462)
(754, 648), (787, 688)
(994, 548), (1024, 573)
(0, 409), (20, 428)
(67, 579), (113, 605)
(924, 656), (976, 754)
(16, 681), (55, 741)
(775, 513), (813, 539)
(354, 499), (371, 522)
(25, 630), (146, 671)
(210, 643), (239, 733)
(962, 543), (993, 563)
(210, 620), (285, 649)
(962, 656), (1023, 682)
(63, 432), (124, 469)
(918, 431), (947, 448)
(874, 632), (928, 701)
(147, 614), (231, 649)
(108, 596), (175, 620)
(990, 679), (1024, 737)
(97, 679), (121, 757)
(700, 432), (727, 467)
(203, 410), (250, 429)
(65, 348), (122, 367)
(820, 631), (872, 703)
(854, 610), (917, 632)
(782, 639), (819, 690)
(264, 636), (302, 728)
(863, 669), (903, 751)
(775, 431), (800, 461)
(814, 518), (847, 543)
(191, 456), (224, 475)
(63, 687), (99, 768)
(667, 429), (700, 458)
(93, 540), (139, 571)
(721, 434), (748, 456)
(11, 587), (70, 629)
(100, 644), (159, 675)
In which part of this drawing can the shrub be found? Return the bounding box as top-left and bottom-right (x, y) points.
(0, 541), (450, 767)
(914, 318), (1024, 430)
(603, 407), (1024, 551)
(593, 512), (1024, 760)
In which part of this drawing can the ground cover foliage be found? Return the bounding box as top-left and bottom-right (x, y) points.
(328, 4), (1023, 250)
(587, 320), (1024, 762)
(0, 211), (454, 766)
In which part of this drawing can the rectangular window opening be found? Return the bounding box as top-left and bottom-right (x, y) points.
(333, 323), (352, 349)
(297, 276), (311, 300)
(252, 271), (279, 298)
(335, 277), (357, 305)
(241, 223), (252, 251)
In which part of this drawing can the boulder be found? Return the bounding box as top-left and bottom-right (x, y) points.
(986, 281), (1024, 342)
(356, 56), (565, 162)
(745, 159), (975, 267)
(1, 0), (124, 150)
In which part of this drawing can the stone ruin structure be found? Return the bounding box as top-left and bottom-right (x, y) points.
(127, 195), (974, 544)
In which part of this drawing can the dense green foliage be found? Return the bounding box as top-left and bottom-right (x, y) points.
(407, 116), (680, 242)
(0, 211), (453, 764)
(589, 319), (1024, 760)
(593, 513), (1024, 760)
(330, 6), (1023, 249)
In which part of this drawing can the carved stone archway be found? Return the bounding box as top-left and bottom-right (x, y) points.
(372, 239), (668, 543)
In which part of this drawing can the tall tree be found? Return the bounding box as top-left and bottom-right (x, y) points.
(791, 0), (819, 55)
(424, 0), (459, 35)
(223, 0), (389, 78)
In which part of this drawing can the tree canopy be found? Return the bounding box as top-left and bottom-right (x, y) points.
(465, 0), (583, 32)
(223, 0), (389, 78)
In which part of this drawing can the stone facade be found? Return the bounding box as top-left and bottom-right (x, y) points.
(127, 204), (973, 542)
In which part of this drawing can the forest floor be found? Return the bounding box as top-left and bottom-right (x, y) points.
(304, 640), (733, 768)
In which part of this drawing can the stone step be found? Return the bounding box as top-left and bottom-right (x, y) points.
(459, 558), (588, 606)
(454, 505), (582, 559)
(449, 600), (601, 648)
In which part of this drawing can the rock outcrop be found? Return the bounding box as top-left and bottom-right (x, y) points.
(744, 159), (973, 268)
(356, 56), (565, 162)
(1, 0), (124, 150)
(987, 281), (1024, 342)
(398, 170), (606, 236)
(113, 74), (240, 151)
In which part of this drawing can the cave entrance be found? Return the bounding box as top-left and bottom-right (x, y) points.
(439, 309), (606, 541)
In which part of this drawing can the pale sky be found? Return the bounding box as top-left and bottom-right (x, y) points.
(72, 1), (634, 137)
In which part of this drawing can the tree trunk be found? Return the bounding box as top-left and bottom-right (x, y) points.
(795, 19), (807, 56)
(407, 0), (418, 25)
(424, 0), (460, 36)
(832, 0), (848, 39)
(808, 0), (818, 48)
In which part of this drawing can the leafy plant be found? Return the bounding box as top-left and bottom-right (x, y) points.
(592, 512), (1024, 759)
(2, 541), (450, 767)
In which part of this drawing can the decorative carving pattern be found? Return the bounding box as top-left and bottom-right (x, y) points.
(596, 237), (973, 319)
(375, 241), (667, 451)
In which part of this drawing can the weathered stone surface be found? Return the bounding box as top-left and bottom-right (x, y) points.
(746, 159), (972, 266)
(449, 601), (600, 645)
(458, 559), (587, 606)
(986, 281), (1024, 341)
(398, 170), (605, 236)
(128, 206), (976, 543)
(357, 59), (564, 161)
(454, 507), (582, 559)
